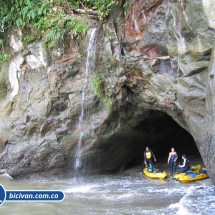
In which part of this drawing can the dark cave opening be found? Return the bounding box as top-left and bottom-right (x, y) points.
(123, 111), (201, 170)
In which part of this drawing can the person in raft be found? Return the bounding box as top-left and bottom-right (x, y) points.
(167, 147), (178, 176)
(178, 155), (190, 173)
(144, 146), (156, 167)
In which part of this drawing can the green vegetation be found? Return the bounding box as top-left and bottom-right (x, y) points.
(91, 0), (118, 20)
(0, 58), (7, 100)
(69, 0), (119, 21)
(102, 94), (113, 111)
(0, 54), (9, 99)
(92, 75), (113, 111)
(0, 0), (87, 48)
(0, 0), (122, 99)
(0, 53), (9, 98)
(92, 75), (103, 97)
(0, 0), (121, 49)
(21, 31), (41, 44)
(116, 2), (127, 22)
(0, 54), (10, 67)
(34, 12), (87, 47)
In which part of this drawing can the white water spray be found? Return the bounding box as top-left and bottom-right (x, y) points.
(74, 28), (97, 171)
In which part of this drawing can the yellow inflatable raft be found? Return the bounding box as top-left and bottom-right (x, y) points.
(178, 172), (209, 183)
(143, 168), (167, 179)
(174, 165), (209, 183)
(174, 165), (202, 180)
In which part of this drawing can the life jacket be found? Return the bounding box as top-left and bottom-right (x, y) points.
(170, 152), (177, 160)
(145, 151), (152, 159)
(184, 159), (189, 169)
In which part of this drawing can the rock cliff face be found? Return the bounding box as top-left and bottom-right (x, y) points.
(0, 0), (215, 182)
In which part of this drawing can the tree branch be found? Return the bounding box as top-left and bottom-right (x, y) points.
(70, 6), (98, 16)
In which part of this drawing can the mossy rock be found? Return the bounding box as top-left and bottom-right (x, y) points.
(0, 67), (7, 100)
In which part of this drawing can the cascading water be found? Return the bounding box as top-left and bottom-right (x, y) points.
(74, 28), (97, 171)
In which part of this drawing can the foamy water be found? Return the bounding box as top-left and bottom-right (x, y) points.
(0, 169), (214, 214)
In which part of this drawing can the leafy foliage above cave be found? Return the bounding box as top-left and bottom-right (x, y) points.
(0, 0), (122, 50)
(0, 0), (126, 51)
(69, 0), (119, 20)
(0, 0), (89, 49)
(0, 0), (122, 102)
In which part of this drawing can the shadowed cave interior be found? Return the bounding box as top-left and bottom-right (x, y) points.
(111, 111), (201, 171)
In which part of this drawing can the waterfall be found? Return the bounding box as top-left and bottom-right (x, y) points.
(74, 28), (97, 171)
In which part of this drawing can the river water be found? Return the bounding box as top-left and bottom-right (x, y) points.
(0, 160), (214, 215)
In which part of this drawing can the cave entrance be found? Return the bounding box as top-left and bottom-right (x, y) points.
(123, 110), (201, 170)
